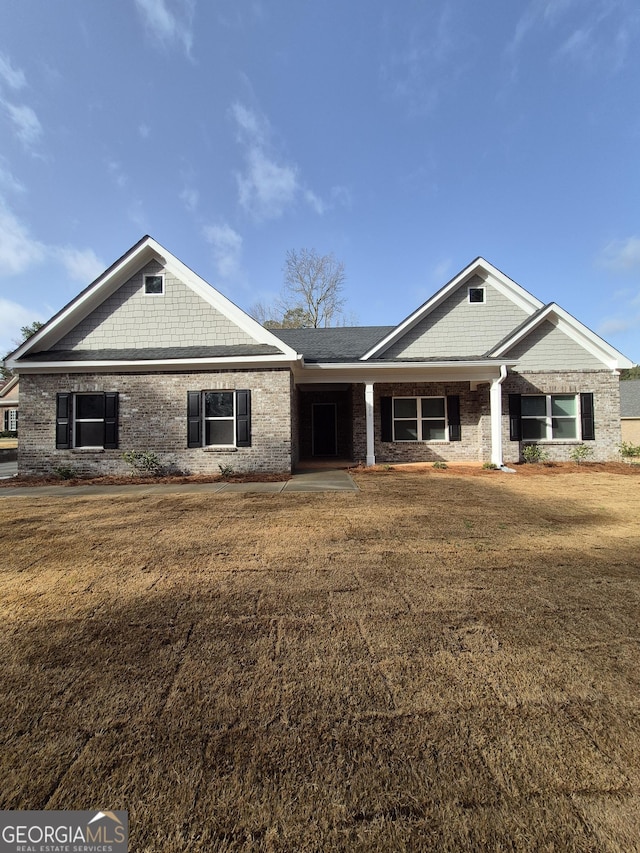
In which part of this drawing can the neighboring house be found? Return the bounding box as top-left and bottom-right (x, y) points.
(620, 380), (640, 444)
(5, 236), (634, 476)
(0, 376), (19, 433)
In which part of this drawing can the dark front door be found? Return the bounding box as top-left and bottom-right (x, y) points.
(312, 403), (337, 456)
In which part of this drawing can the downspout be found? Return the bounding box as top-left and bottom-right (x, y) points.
(490, 364), (508, 469)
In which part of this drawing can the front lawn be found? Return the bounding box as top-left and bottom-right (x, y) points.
(1, 471), (639, 851)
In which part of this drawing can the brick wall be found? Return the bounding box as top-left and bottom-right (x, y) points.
(18, 369), (292, 476)
(371, 382), (488, 464)
(502, 370), (622, 463)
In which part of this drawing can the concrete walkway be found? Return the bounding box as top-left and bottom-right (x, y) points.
(0, 468), (359, 498)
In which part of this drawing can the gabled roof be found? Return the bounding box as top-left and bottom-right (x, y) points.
(6, 236), (300, 368)
(360, 258), (544, 361)
(0, 375), (19, 399)
(488, 302), (635, 370)
(272, 326), (394, 362)
(620, 380), (640, 418)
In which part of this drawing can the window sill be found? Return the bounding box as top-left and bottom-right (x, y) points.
(203, 446), (238, 452)
(523, 440), (583, 445)
(71, 448), (105, 453)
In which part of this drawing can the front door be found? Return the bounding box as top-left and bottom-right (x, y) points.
(312, 403), (337, 456)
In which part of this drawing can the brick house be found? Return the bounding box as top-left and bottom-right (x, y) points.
(4, 236), (633, 476)
(0, 376), (19, 433)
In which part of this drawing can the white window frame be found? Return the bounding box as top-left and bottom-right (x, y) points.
(8, 409), (17, 431)
(521, 393), (580, 442)
(73, 393), (106, 449)
(144, 273), (165, 296)
(468, 286), (485, 304)
(203, 391), (236, 448)
(392, 396), (449, 442)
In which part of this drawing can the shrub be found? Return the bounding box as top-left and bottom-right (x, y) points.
(432, 461), (447, 470)
(0, 430), (17, 439)
(570, 444), (594, 464)
(482, 462), (498, 470)
(522, 444), (549, 464)
(619, 441), (640, 461)
(53, 465), (77, 480)
(218, 463), (235, 478)
(121, 450), (163, 476)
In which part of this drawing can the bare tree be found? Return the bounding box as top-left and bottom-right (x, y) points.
(281, 248), (346, 328)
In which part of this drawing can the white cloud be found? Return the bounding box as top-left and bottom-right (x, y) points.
(180, 186), (199, 213)
(4, 102), (42, 148)
(0, 161), (25, 195)
(231, 102), (267, 145)
(598, 315), (640, 336)
(0, 203), (46, 275)
(237, 147), (299, 221)
(0, 298), (43, 356)
(0, 53), (27, 90)
(203, 223), (243, 279)
(231, 102), (324, 221)
(138, 123), (151, 139)
(135, 0), (195, 56)
(599, 236), (640, 273)
(107, 159), (128, 189)
(508, 0), (640, 73)
(55, 247), (105, 283)
(0, 201), (104, 294)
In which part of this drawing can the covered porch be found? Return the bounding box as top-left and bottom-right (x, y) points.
(291, 363), (511, 469)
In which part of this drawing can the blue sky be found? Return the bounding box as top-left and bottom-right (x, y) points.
(1, 0), (639, 362)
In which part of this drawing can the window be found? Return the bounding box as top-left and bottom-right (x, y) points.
(387, 396), (459, 442)
(468, 286), (485, 304)
(188, 390), (251, 448)
(4, 409), (17, 431)
(510, 392), (595, 442)
(144, 274), (164, 295)
(56, 393), (119, 449)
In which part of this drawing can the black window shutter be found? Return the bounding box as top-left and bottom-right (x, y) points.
(580, 392), (595, 441)
(447, 395), (461, 441)
(509, 394), (522, 441)
(104, 392), (119, 449)
(2, 411), (6, 431)
(381, 397), (393, 442)
(56, 393), (71, 449)
(236, 390), (251, 447)
(187, 392), (202, 447)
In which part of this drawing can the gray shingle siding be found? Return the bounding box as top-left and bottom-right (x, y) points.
(381, 281), (529, 359)
(53, 261), (259, 351)
(503, 320), (604, 370)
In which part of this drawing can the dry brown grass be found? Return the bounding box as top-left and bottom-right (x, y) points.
(1, 470), (640, 852)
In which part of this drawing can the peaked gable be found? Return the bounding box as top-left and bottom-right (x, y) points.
(362, 259), (543, 361)
(490, 303), (634, 371)
(8, 237), (298, 366)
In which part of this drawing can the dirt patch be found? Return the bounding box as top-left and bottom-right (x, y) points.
(0, 470), (291, 488)
(1, 471), (639, 851)
(358, 460), (640, 476)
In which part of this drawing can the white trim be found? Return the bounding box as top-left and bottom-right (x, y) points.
(6, 236), (300, 367)
(360, 258), (543, 360)
(489, 303), (634, 370)
(144, 273), (165, 295)
(14, 354), (298, 374)
(468, 285), (485, 304)
(490, 365), (507, 467)
(365, 383), (375, 466)
(0, 376), (19, 398)
(391, 395), (449, 442)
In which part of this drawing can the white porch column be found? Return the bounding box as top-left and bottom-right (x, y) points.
(489, 365), (508, 467)
(365, 382), (375, 466)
